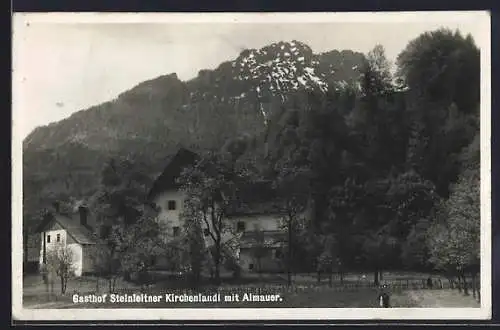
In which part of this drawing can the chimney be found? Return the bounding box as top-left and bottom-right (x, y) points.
(78, 206), (88, 227)
(52, 201), (60, 213)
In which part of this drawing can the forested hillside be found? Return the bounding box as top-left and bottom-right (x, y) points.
(23, 40), (365, 231)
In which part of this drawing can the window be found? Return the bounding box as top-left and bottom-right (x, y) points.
(46, 235), (51, 243)
(203, 229), (210, 237)
(167, 200), (177, 210)
(173, 226), (180, 237)
(275, 249), (283, 259)
(248, 263), (254, 270)
(56, 234), (61, 243)
(236, 221), (246, 232)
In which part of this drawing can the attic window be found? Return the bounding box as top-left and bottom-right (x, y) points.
(167, 200), (177, 210)
(47, 235), (51, 243)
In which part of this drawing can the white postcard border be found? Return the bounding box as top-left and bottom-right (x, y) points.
(12, 11), (492, 321)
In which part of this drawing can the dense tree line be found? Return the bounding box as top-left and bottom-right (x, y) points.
(190, 28), (480, 283)
(264, 29), (480, 283)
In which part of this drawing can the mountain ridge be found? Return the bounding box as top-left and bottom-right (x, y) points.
(23, 41), (364, 150)
(22, 40), (366, 226)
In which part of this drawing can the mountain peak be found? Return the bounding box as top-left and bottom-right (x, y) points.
(233, 40), (328, 100)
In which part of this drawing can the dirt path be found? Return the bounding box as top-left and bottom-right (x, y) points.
(404, 290), (480, 308)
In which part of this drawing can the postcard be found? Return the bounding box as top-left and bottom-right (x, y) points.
(12, 11), (491, 321)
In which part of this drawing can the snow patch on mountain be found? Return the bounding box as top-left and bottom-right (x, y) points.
(234, 40), (330, 98)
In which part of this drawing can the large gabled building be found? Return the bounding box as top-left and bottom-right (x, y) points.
(147, 147), (311, 273)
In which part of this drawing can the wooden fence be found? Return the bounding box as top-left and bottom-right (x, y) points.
(145, 277), (481, 296)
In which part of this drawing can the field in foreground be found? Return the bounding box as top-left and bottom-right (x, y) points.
(22, 273), (480, 309)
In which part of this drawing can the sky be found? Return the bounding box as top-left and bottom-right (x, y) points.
(12, 12), (489, 139)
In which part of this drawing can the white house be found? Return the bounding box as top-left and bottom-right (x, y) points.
(147, 148), (198, 269)
(36, 204), (98, 277)
(147, 148), (311, 273)
(147, 148), (238, 269)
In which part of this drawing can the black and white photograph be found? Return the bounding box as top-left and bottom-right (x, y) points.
(12, 12), (491, 321)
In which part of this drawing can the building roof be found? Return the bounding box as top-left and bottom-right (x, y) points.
(147, 148), (199, 201)
(147, 149), (305, 217)
(226, 180), (286, 217)
(36, 212), (97, 245)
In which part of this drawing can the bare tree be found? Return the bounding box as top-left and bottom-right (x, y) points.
(45, 244), (76, 294)
(178, 152), (242, 285)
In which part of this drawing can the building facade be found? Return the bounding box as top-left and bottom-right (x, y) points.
(36, 205), (97, 277)
(148, 148), (303, 273)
